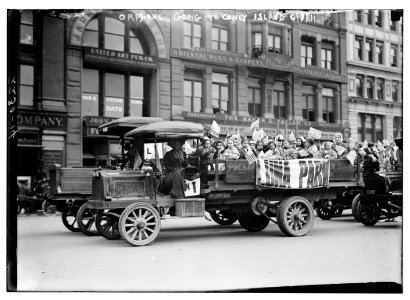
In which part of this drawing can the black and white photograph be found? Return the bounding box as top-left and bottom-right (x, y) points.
(5, 2), (405, 293)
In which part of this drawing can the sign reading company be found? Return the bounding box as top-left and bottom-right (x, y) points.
(17, 111), (67, 130)
(84, 47), (157, 68)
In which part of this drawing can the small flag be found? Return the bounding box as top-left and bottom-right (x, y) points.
(377, 140), (384, 150)
(224, 133), (229, 146)
(308, 127), (322, 139)
(345, 150), (357, 166)
(209, 120), (221, 138)
(335, 145), (345, 156)
(133, 150), (142, 170)
(288, 131), (296, 142)
(298, 149), (309, 157)
(257, 128), (266, 141)
(252, 129), (259, 142)
(363, 139), (368, 148)
(245, 148), (257, 165)
(250, 119), (260, 131)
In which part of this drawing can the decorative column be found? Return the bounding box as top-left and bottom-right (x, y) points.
(203, 67), (214, 114)
(316, 84), (323, 122)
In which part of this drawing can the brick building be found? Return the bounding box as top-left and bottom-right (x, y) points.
(11, 9), (398, 181)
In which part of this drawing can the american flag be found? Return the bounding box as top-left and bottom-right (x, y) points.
(245, 148), (257, 165)
(249, 119), (260, 131)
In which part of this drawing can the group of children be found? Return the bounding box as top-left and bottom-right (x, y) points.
(189, 132), (401, 172)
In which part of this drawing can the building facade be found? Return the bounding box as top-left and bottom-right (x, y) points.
(11, 9), (398, 181)
(345, 9), (403, 144)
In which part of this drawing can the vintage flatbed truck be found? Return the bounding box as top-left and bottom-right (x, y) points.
(86, 120), (365, 246)
(42, 116), (163, 235)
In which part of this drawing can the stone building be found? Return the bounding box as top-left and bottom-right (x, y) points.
(344, 9), (403, 143)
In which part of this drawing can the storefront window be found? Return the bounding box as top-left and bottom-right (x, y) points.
(268, 34), (282, 53)
(104, 73), (124, 118)
(322, 88), (335, 123)
(184, 80), (202, 113)
(248, 88), (261, 118)
(19, 64), (34, 106)
(130, 76), (144, 116)
(358, 114), (384, 142)
(82, 68), (99, 116)
(20, 10), (34, 45)
(212, 73), (229, 114)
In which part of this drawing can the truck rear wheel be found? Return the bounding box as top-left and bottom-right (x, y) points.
(76, 203), (100, 236)
(277, 196), (314, 237)
(238, 211), (270, 232)
(209, 210), (237, 225)
(357, 200), (380, 226)
(119, 203), (161, 246)
(96, 210), (121, 240)
(61, 211), (81, 232)
(351, 194), (362, 222)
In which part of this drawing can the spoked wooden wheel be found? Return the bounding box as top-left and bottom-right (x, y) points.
(209, 210), (238, 225)
(315, 200), (336, 220)
(119, 203), (161, 246)
(76, 203), (100, 236)
(61, 211), (81, 232)
(96, 210), (121, 240)
(333, 207), (344, 217)
(277, 196), (314, 237)
(357, 200), (380, 226)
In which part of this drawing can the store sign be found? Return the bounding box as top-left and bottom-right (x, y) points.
(182, 111), (343, 131)
(17, 132), (40, 145)
(17, 111), (67, 130)
(171, 48), (348, 83)
(84, 116), (116, 127)
(84, 47), (158, 68)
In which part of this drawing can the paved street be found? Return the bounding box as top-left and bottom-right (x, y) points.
(16, 212), (402, 292)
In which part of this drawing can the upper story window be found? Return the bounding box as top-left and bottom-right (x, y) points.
(212, 73), (230, 114)
(376, 79), (384, 100)
(354, 10), (362, 22)
(184, 69), (203, 113)
(392, 81), (399, 101)
(375, 41), (383, 64)
(364, 10), (372, 25)
(247, 77), (262, 118)
(356, 75), (363, 97)
(19, 64), (34, 106)
(212, 19), (229, 51)
(322, 88), (335, 123)
(252, 32), (263, 57)
(355, 36), (363, 60)
(366, 78), (374, 99)
(20, 10), (34, 45)
(104, 17), (125, 51)
(365, 39), (373, 62)
(272, 81), (287, 119)
(83, 15), (147, 54)
(184, 22), (202, 49)
(302, 84), (316, 122)
(390, 20), (397, 31)
(301, 36), (315, 67)
(321, 42), (334, 70)
(391, 44), (398, 67)
(374, 10), (382, 28)
(268, 26), (283, 54)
